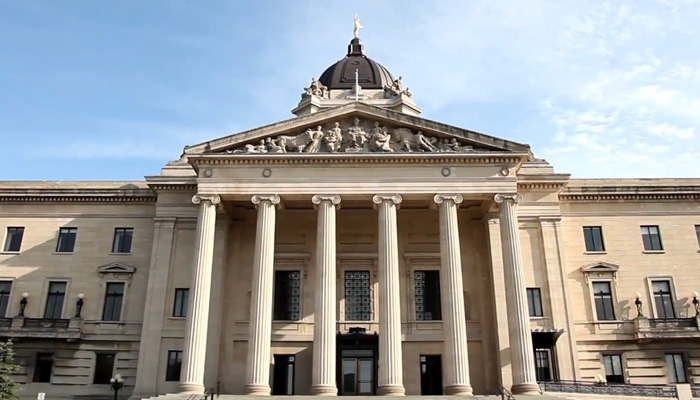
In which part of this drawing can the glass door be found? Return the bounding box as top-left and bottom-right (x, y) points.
(341, 357), (374, 395)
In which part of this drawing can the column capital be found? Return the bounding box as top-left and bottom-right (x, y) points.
(312, 194), (342, 206)
(433, 193), (463, 205)
(372, 194), (402, 206)
(494, 193), (523, 204)
(251, 194), (281, 207)
(192, 194), (221, 205)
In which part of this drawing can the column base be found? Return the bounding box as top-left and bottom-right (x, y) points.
(177, 382), (205, 394)
(511, 382), (541, 395)
(243, 383), (271, 396)
(310, 384), (338, 396)
(377, 385), (405, 396)
(445, 384), (474, 396)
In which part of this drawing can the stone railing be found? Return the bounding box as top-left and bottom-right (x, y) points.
(0, 317), (82, 340)
(0, 318), (12, 328)
(23, 318), (71, 329)
(634, 316), (700, 342)
(691, 385), (700, 398)
(539, 380), (678, 398)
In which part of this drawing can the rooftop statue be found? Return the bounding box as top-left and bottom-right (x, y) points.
(353, 13), (363, 38)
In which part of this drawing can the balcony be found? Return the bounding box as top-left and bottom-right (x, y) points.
(539, 380), (678, 398)
(0, 317), (82, 340)
(634, 316), (700, 342)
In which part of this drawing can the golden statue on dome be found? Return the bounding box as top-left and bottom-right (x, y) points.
(353, 13), (363, 38)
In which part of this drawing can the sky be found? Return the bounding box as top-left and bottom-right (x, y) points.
(1, 0), (699, 180)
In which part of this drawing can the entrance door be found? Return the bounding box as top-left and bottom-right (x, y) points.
(341, 357), (374, 395)
(420, 355), (443, 395)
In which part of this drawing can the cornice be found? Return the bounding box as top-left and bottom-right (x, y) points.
(560, 192), (700, 202)
(148, 184), (197, 192)
(0, 189), (155, 204)
(518, 182), (568, 191)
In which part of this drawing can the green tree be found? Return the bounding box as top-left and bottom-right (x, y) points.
(0, 340), (20, 400)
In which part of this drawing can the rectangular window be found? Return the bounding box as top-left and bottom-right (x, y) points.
(173, 288), (189, 318)
(602, 354), (624, 383)
(273, 270), (301, 321)
(535, 349), (552, 381)
(0, 281), (12, 318)
(102, 282), (125, 321)
(666, 353), (687, 383)
(420, 355), (443, 395)
(56, 227), (77, 253)
(272, 354), (296, 395)
(695, 225), (700, 248)
(111, 228), (133, 253)
(641, 225), (663, 251)
(165, 350), (182, 381)
(415, 271), (442, 321)
(344, 271), (372, 321)
(44, 281), (66, 319)
(592, 282), (615, 321)
(652, 280), (676, 319)
(93, 353), (116, 384)
(583, 226), (605, 252)
(32, 353), (54, 383)
(527, 288), (543, 317)
(3, 227), (24, 252)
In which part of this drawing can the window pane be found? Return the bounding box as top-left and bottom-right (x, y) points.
(165, 351), (182, 381)
(527, 288), (543, 317)
(4, 227), (24, 252)
(345, 271), (372, 321)
(593, 282), (615, 320)
(93, 353), (116, 384)
(173, 288), (189, 317)
(653, 280), (675, 319)
(112, 228), (133, 253)
(415, 271), (441, 320)
(641, 225), (663, 250)
(103, 283), (125, 321)
(0, 281), (12, 318)
(583, 227), (604, 252)
(33, 353), (53, 383)
(44, 282), (67, 319)
(696, 226), (700, 248)
(603, 354), (624, 383)
(273, 271), (301, 321)
(673, 355), (687, 383)
(56, 228), (77, 252)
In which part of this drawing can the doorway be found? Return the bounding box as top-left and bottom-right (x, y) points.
(337, 328), (378, 396)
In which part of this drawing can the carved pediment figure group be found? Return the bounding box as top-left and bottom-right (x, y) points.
(302, 78), (329, 99)
(383, 76), (412, 98)
(227, 118), (477, 154)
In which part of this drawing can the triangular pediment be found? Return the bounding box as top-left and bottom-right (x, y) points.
(183, 103), (531, 156)
(581, 261), (620, 273)
(97, 262), (137, 275)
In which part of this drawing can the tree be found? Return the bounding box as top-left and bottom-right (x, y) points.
(0, 340), (20, 400)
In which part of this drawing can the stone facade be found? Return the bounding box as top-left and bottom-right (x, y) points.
(2, 40), (700, 400)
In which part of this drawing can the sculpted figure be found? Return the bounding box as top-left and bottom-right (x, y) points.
(305, 126), (324, 153)
(303, 77), (328, 98)
(265, 137), (285, 153)
(370, 122), (393, 153)
(324, 122), (343, 152)
(413, 131), (439, 152)
(383, 76), (412, 98)
(347, 117), (368, 150)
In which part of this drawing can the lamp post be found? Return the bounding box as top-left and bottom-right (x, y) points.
(110, 374), (124, 400)
(75, 293), (85, 318)
(692, 291), (699, 316)
(635, 292), (643, 318)
(18, 292), (28, 317)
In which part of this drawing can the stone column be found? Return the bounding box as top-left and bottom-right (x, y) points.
(178, 194), (221, 394)
(495, 193), (539, 395)
(373, 194), (406, 396)
(434, 194), (473, 396)
(243, 194), (280, 396)
(310, 195), (341, 396)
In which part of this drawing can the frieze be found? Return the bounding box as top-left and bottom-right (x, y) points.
(225, 118), (482, 155)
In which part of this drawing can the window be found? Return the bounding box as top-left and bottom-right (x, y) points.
(32, 353), (54, 383)
(535, 349), (552, 381)
(102, 282), (125, 321)
(583, 226), (605, 252)
(165, 351), (182, 381)
(527, 288), (543, 317)
(112, 228), (133, 253)
(666, 353), (687, 383)
(420, 355), (443, 395)
(415, 271), (442, 321)
(641, 225), (663, 251)
(652, 280), (676, 319)
(272, 355), (296, 395)
(602, 354), (624, 383)
(695, 225), (700, 248)
(93, 353), (116, 384)
(44, 282), (66, 319)
(56, 227), (77, 253)
(273, 271), (301, 321)
(0, 281), (12, 318)
(3, 227), (24, 252)
(173, 288), (189, 318)
(592, 282), (615, 320)
(344, 271), (372, 321)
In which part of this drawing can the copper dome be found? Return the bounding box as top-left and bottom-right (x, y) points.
(318, 38), (395, 90)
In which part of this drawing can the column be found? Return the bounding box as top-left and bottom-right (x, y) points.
(310, 195), (341, 396)
(373, 194), (406, 396)
(243, 194), (280, 396)
(178, 194), (221, 394)
(434, 194), (473, 396)
(495, 193), (539, 395)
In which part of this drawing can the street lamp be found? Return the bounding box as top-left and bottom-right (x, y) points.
(634, 292), (643, 318)
(75, 293), (85, 318)
(692, 291), (699, 316)
(110, 374), (124, 400)
(18, 292), (29, 317)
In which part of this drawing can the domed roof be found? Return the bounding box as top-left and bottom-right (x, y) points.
(318, 38), (395, 90)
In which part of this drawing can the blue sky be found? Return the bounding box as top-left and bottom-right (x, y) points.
(1, 0), (699, 180)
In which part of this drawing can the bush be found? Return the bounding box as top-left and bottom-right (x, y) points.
(0, 340), (20, 400)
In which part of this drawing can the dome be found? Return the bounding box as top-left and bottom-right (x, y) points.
(318, 38), (395, 90)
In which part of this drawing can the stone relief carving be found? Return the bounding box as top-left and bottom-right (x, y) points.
(383, 76), (412, 98)
(226, 118), (480, 154)
(302, 77), (329, 99)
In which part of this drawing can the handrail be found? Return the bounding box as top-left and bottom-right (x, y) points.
(539, 380), (677, 398)
(498, 381), (516, 400)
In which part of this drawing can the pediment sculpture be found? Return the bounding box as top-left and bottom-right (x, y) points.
(383, 76), (412, 98)
(302, 77), (329, 99)
(226, 118), (480, 154)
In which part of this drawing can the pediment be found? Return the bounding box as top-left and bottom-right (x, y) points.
(581, 261), (620, 274)
(183, 103), (531, 156)
(97, 262), (137, 275)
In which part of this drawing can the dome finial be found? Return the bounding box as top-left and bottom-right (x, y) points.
(353, 13), (363, 38)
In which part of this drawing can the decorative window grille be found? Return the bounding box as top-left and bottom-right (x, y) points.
(344, 271), (372, 321)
